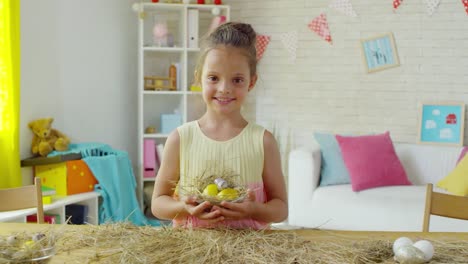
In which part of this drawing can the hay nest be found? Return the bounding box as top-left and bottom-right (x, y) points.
(177, 167), (248, 205)
(0, 228), (59, 263)
(51, 223), (468, 264)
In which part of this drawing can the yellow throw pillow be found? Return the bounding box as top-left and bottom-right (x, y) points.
(437, 154), (468, 196)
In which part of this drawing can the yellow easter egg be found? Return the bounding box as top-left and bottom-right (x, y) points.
(22, 240), (35, 249)
(203, 184), (218, 197)
(217, 188), (239, 200)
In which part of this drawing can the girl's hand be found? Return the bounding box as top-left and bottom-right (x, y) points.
(181, 196), (224, 223)
(214, 189), (257, 220)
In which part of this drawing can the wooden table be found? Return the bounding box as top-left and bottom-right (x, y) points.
(1, 223), (468, 263)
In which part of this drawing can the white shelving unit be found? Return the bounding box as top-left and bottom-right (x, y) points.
(0, 192), (100, 225)
(135, 3), (230, 208)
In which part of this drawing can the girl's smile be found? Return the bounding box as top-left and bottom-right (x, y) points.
(213, 96), (235, 105)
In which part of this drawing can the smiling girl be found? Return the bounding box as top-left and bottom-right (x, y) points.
(151, 22), (288, 229)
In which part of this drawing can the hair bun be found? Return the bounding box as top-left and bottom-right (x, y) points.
(212, 22), (257, 47)
(194, 22), (258, 85)
(231, 23), (256, 44)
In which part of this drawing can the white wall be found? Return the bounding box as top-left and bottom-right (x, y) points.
(20, 0), (138, 182)
(230, 0), (468, 153)
(21, 0), (63, 158)
(56, 1), (138, 155)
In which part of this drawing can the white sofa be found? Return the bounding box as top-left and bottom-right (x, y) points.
(287, 142), (468, 232)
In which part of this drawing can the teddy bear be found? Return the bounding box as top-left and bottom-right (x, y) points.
(28, 117), (70, 157)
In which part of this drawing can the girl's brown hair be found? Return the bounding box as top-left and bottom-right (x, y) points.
(193, 22), (257, 86)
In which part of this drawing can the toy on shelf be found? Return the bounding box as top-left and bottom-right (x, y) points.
(144, 64), (178, 91)
(190, 85), (202, 92)
(197, 0), (205, 4)
(144, 76), (175, 91)
(145, 126), (157, 134)
(152, 17), (174, 47)
(28, 118), (70, 157)
(169, 64), (177, 88)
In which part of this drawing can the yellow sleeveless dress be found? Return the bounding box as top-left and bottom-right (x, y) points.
(174, 121), (269, 229)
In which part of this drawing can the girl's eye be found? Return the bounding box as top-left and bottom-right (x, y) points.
(207, 76), (218, 82)
(233, 78), (244, 84)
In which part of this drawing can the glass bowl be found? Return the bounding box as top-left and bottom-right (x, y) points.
(2, 246), (55, 263)
(29, 246), (56, 262)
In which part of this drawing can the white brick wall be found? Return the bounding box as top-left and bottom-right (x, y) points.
(226, 0), (468, 158)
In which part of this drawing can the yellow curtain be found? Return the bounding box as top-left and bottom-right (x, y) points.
(0, 0), (21, 188)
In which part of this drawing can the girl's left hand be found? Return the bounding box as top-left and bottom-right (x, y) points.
(212, 189), (257, 220)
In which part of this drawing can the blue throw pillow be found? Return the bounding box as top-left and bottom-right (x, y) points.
(314, 132), (351, 186)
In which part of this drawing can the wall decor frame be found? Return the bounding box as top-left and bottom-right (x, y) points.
(417, 102), (465, 146)
(360, 33), (400, 73)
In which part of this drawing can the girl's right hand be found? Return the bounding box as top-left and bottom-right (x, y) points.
(181, 196), (224, 223)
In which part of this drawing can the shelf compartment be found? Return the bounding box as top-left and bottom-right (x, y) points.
(142, 5), (184, 48)
(143, 51), (184, 91)
(143, 95), (184, 134)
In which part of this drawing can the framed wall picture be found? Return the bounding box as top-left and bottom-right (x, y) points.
(360, 33), (400, 73)
(418, 102), (465, 146)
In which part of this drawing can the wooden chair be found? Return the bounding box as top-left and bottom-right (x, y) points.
(423, 183), (468, 232)
(0, 177), (44, 223)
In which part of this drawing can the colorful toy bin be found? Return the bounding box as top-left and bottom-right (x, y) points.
(35, 160), (98, 196)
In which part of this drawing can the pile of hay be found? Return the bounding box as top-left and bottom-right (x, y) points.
(53, 224), (468, 264)
(3, 224), (468, 263)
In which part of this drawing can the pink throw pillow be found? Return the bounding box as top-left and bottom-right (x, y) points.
(335, 132), (412, 192)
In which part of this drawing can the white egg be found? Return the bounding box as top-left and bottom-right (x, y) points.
(413, 240), (434, 261)
(32, 233), (46, 242)
(6, 236), (18, 246)
(394, 245), (426, 264)
(393, 237), (414, 254)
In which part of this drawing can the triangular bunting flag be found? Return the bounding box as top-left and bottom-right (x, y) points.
(462, 0), (468, 15)
(256, 35), (271, 61)
(329, 0), (357, 17)
(308, 13), (332, 44)
(393, 0), (403, 10)
(425, 0), (441, 16)
(280, 31), (298, 63)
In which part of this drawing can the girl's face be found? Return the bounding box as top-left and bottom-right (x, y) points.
(201, 46), (257, 116)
